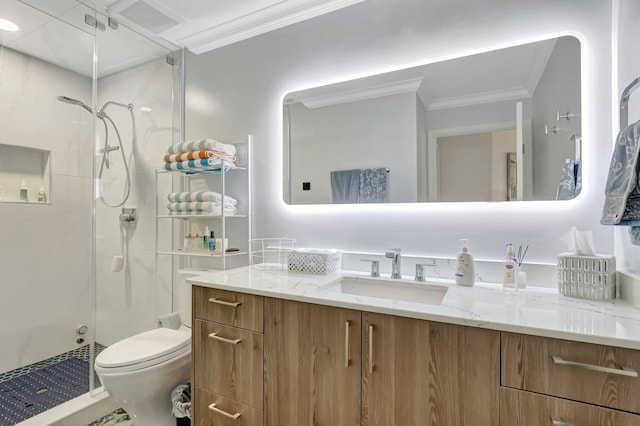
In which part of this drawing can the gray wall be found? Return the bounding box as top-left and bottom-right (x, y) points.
(288, 93), (417, 204)
(532, 37), (582, 200)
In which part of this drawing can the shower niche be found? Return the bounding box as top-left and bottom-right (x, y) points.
(0, 143), (51, 204)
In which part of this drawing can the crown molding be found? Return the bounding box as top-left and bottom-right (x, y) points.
(179, 0), (366, 54)
(428, 87), (531, 111)
(294, 77), (424, 109)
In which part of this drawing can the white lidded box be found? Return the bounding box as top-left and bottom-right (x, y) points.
(557, 253), (616, 301)
(288, 248), (341, 275)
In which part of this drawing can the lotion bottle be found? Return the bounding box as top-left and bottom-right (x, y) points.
(502, 243), (518, 290)
(203, 226), (210, 250)
(454, 239), (475, 286)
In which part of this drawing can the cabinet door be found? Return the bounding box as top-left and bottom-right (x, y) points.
(264, 298), (361, 426)
(500, 387), (640, 425)
(362, 312), (499, 426)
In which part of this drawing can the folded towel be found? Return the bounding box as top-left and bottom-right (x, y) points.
(167, 202), (238, 215)
(163, 158), (236, 172)
(166, 139), (237, 155)
(601, 120), (640, 244)
(167, 191), (237, 205)
(168, 209), (237, 216)
(163, 150), (237, 163)
(331, 169), (361, 203)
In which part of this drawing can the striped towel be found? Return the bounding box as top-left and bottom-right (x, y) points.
(167, 202), (238, 215)
(166, 139), (237, 155)
(167, 191), (237, 205)
(163, 150), (236, 163)
(163, 158), (236, 172)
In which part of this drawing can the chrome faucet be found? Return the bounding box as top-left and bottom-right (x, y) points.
(385, 248), (402, 279)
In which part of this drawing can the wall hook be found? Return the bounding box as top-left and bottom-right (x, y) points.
(545, 125), (559, 135)
(556, 110), (574, 121)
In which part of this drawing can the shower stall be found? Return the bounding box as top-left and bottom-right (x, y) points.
(0, 1), (181, 424)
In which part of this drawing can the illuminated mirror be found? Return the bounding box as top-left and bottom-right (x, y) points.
(283, 36), (581, 204)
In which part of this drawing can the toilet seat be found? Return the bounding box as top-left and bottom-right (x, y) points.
(95, 328), (191, 373)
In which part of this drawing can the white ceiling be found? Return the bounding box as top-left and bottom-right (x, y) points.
(0, 0), (364, 77)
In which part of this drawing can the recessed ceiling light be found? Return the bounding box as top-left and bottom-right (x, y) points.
(0, 17), (19, 32)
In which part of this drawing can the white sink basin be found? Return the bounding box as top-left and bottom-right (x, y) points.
(328, 276), (448, 305)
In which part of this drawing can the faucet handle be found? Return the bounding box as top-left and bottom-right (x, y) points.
(385, 248), (401, 257)
(415, 260), (437, 282)
(361, 260), (380, 277)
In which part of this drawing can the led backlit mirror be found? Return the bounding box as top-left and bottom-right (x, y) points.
(283, 36), (581, 204)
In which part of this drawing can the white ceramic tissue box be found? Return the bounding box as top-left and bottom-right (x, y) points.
(557, 253), (616, 301)
(288, 249), (341, 275)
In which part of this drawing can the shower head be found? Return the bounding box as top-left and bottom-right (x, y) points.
(57, 95), (93, 114)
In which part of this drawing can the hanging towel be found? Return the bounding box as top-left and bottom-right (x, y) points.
(166, 139), (237, 155)
(556, 159), (582, 200)
(163, 150), (237, 163)
(601, 119), (640, 244)
(331, 169), (360, 203)
(163, 158), (236, 172)
(167, 191), (237, 205)
(359, 168), (388, 203)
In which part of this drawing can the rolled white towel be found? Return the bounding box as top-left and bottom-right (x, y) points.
(167, 202), (238, 215)
(166, 139), (237, 155)
(167, 191), (237, 205)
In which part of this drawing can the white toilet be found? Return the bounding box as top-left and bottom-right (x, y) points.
(95, 274), (195, 425)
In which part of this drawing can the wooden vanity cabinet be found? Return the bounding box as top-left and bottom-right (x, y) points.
(263, 298), (500, 426)
(501, 332), (640, 424)
(264, 297), (362, 426)
(193, 287), (264, 426)
(362, 312), (500, 426)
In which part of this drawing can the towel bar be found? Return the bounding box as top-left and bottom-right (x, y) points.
(620, 77), (640, 129)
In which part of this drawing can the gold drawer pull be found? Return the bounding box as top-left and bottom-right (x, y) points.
(345, 320), (351, 368)
(551, 415), (575, 426)
(208, 402), (242, 420)
(208, 332), (242, 345)
(209, 297), (242, 307)
(552, 356), (638, 377)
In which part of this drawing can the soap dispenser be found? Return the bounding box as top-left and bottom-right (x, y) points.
(454, 239), (475, 286)
(502, 243), (518, 290)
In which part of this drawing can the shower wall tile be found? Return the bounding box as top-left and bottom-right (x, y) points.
(0, 47), (93, 180)
(0, 174), (92, 373)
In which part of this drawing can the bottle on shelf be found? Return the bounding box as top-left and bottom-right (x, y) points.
(19, 180), (28, 201)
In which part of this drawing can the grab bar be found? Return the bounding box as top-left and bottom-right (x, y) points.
(620, 77), (640, 129)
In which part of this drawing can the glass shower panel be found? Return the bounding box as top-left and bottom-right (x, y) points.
(0, 1), (98, 423)
(93, 12), (180, 355)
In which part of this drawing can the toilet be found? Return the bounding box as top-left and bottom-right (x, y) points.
(95, 274), (195, 425)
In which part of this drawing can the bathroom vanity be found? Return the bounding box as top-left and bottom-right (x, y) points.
(188, 267), (640, 425)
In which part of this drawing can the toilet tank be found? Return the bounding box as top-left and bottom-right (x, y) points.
(176, 270), (200, 328)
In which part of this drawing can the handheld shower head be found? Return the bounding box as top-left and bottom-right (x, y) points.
(57, 95), (93, 114)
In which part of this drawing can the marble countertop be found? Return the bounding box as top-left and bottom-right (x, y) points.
(187, 266), (640, 350)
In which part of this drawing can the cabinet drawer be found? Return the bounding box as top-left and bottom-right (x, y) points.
(501, 332), (640, 414)
(194, 319), (263, 409)
(194, 387), (262, 426)
(194, 286), (263, 332)
(500, 387), (640, 426)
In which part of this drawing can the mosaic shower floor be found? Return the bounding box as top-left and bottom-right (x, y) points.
(0, 344), (105, 426)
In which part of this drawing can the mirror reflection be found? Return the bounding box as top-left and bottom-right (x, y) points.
(284, 36), (581, 204)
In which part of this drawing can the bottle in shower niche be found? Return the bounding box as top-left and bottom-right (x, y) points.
(19, 180), (28, 201)
(37, 186), (46, 203)
(502, 243), (518, 291)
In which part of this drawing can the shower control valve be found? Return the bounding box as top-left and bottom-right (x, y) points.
(120, 208), (137, 225)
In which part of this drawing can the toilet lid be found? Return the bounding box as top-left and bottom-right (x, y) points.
(96, 328), (190, 368)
